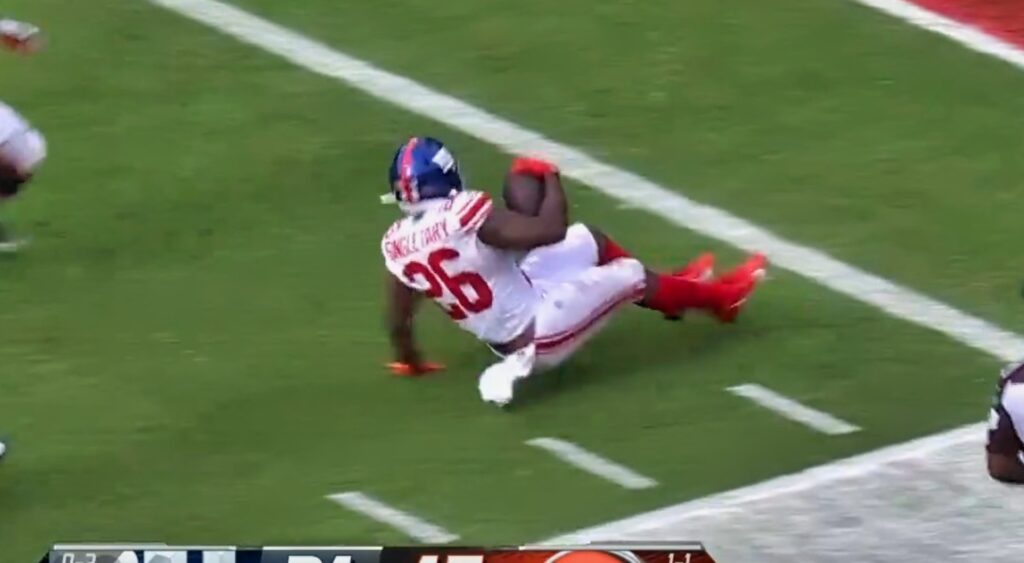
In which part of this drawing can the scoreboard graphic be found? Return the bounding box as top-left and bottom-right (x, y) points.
(44, 544), (717, 563)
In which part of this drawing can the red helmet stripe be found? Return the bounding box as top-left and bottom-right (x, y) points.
(398, 137), (420, 203)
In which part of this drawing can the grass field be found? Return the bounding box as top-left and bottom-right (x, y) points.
(2, 0), (1022, 561)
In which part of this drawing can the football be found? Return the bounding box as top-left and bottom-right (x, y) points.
(503, 172), (545, 216)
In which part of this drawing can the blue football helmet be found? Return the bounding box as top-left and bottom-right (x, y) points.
(386, 137), (463, 205)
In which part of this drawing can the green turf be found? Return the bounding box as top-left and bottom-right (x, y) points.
(0, 0), (1011, 561)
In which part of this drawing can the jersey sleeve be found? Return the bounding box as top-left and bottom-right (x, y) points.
(452, 191), (493, 234)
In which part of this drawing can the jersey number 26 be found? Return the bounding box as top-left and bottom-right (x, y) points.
(403, 248), (493, 320)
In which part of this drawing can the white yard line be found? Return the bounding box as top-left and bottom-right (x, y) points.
(526, 437), (659, 490)
(149, 0), (1024, 365)
(727, 384), (861, 435)
(326, 491), (458, 544)
(852, 0), (1024, 71)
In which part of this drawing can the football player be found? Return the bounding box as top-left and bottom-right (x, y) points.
(1, 17), (45, 253)
(1, 17), (44, 459)
(381, 137), (766, 406)
(987, 361), (1024, 483)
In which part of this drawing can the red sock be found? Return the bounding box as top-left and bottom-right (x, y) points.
(642, 274), (724, 314)
(600, 237), (633, 265)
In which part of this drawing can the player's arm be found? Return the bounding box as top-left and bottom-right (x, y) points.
(384, 274), (444, 375)
(478, 171), (568, 250)
(387, 273), (422, 366)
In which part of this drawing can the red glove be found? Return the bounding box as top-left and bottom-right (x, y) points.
(386, 361), (445, 377)
(510, 157), (559, 177)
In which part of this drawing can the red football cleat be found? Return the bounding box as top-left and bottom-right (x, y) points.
(712, 253), (768, 323)
(663, 253), (716, 321)
(674, 252), (716, 281)
(716, 252), (767, 285)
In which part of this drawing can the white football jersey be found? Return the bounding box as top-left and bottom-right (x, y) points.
(382, 190), (538, 344)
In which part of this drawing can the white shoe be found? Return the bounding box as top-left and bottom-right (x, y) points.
(478, 344), (536, 407)
(0, 440), (6, 460)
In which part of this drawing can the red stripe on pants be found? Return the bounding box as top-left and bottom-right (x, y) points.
(535, 284), (644, 354)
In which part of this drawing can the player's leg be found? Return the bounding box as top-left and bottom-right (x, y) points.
(636, 254), (766, 323)
(519, 223), (601, 285)
(532, 257), (647, 370)
(530, 223), (765, 322)
(588, 224), (714, 282)
(522, 223), (713, 287)
(595, 224), (766, 321)
(532, 251), (763, 370)
(477, 256), (646, 406)
(479, 250), (764, 405)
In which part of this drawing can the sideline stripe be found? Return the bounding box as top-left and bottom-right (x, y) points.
(907, 0), (1024, 49)
(149, 0), (1024, 364)
(544, 422), (984, 543)
(851, 0), (1024, 71)
(728, 384), (861, 435)
(527, 437), (659, 490)
(326, 491), (459, 543)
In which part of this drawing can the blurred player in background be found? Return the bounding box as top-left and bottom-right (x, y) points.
(1, 17), (46, 254)
(1, 17), (46, 459)
(380, 137), (766, 406)
(987, 361), (1024, 483)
